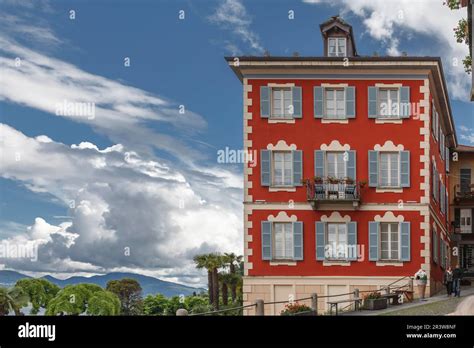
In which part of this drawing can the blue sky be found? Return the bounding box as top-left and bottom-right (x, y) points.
(0, 0), (472, 286)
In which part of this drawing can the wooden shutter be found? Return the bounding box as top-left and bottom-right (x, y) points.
(369, 222), (379, 261)
(293, 222), (303, 260)
(400, 86), (410, 118)
(260, 86), (270, 118)
(260, 150), (271, 186)
(345, 86), (356, 118)
(400, 222), (411, 261)
(292, 150), (303, 186)
(292, 87), (302, 118)
(314, 150), (325, 178)
(346, 150), (356, 181)
(261, 221), (272, 260)
(347, 222), (357, 261)
(368, 151), (379, 187)
(315, 222), (325, 260)
(368, 87), (377, 118)
(314, 86), (324, 118)
(400, 151), (410, 187)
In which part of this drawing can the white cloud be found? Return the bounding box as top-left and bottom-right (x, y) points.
(209, 0), (264, 54)
(304, 0), (471, 100)
(0, 124), (242, 286)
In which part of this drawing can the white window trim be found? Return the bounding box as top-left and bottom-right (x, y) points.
(379, 222), (401, 262)
(271, 151), (293, 188)
(325, 152), (347, 179)
(377, 87), (401, 119)
(378, 152), (401, 189)
(272, 222), (294, 261)
(323, 88), (346, 120)
(328, 37), (347, 57)
(325, 222), (349, 261)
(460, 208), (472, 234)
(270, 87), (293, 120)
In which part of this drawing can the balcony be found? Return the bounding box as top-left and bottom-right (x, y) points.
(304, 178), (362, 208)
(453, 184), (474, 204)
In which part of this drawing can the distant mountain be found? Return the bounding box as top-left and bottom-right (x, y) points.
(0, 270), (205, 297)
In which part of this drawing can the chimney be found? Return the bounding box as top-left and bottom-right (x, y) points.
(320, 15), (357, 57)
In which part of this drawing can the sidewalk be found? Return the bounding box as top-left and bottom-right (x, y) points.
(343, 286), (474, 316)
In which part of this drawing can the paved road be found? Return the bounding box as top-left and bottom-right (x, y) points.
(450, 295), (474, 315)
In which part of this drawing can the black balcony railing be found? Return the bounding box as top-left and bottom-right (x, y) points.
(304, 179), (361, 203)
(454, 184), (474, 202)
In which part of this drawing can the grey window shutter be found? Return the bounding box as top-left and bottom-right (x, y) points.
(315, 222), (325, 260)
(314, 86), (324, 118)
(314, 150), (325, 178)
(293, 150), (303, 186)
(400, 151), (410, 187)
(432, 162), (436, 200)
(400, 86), (410, 118)
(431, 100), (435, 134)
(400, 222), (410, 261)
(368, 150), (379, 187)
(432, 229), (438, 263)
(260, 86), (270, 118)
(346, 150), (356, 181)
(369, 222), (379, 261)
(293, 222), (303, 260)
(368, 86), (378, 118)
(260, 150), (271, 186)
(292, 87), (302, 118)
(261, 221), (272, 260)
(347, 222), (357, 261)
(345, 86), (355, 118)
(446, 147), (450, 172)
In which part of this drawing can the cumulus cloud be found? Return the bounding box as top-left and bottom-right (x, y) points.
(0, 124), (242, 286)
(303, 0), (470, 100)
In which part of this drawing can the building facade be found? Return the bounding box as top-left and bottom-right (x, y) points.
(450, 145), (474, 275)
(227, 16), (457, 315)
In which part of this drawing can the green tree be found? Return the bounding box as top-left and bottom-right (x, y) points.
(15, 278), (60, 315)
(445, 0), (472, 72)
(193, 254), (215, 305)
(87, 291), (121, 315)
(223, 253), (243, 302)
(0, 286), (29, 316)
(45, 283), (118, 316)
(143, 293), (168, 315)
(106, 278), (143, 315)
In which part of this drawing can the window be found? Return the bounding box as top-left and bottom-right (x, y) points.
(328, 37), (346, 57)
(379, 152), (400, 187)
(378, 88), (399, 118)
(380, 223), (399, 260)
(460, 168), (471, 193)
(326, 223), (347, 259)
(273, 222), (293, 260)
(324, 89), (345, 119)
(272, 152), (292, 186)
(271, 88), (292, 118)
(326, 152), (346, 179)
(461, 209), (472, 234)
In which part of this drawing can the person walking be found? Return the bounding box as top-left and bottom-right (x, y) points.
(452, 264), (463, 297)
(443, 267), (453, 297)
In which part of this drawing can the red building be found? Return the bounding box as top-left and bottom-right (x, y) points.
(227, 16), (457, 315)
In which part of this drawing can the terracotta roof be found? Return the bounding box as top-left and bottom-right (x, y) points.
(456, 145), (474, 153)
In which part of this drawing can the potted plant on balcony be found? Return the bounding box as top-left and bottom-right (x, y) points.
(344, 177), (355, 185)
(363, 292), (387, 310)
(327, 176), (340, 184)
(313, 176), (323, 184)
(414, 269), (428, 300)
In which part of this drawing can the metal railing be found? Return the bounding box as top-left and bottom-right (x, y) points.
(304, 179), (360, 202)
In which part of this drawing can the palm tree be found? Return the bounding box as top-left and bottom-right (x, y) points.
(223, 253), (243, 302)
(219, 273), (234, 306)
(0, 286), (29, 316)
(208, 253), (225, 310)
(193, 254), (214, 305)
